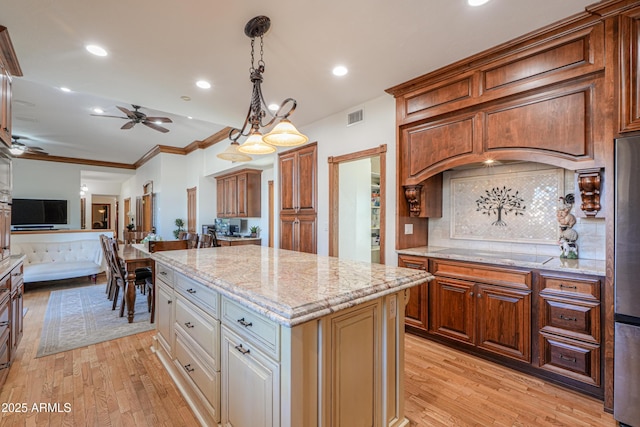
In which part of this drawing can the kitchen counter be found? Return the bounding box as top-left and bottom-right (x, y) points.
(398, 246), (605, 276)
(216, 235), (261, 246)
(151, 245), (432, 326)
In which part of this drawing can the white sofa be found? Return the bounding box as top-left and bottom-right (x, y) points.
(12, 240), (105, 283)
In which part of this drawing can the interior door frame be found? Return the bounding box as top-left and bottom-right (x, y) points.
(328, 144), (386, 263)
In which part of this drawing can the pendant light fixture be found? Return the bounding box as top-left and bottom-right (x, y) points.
(217, 16), (308, 161)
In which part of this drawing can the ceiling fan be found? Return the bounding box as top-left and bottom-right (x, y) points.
(10, 136), (48, 156)
(92, 105), (173, 133)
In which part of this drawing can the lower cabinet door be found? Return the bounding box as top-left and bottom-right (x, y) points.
(156, 281), (174, 357)
(430, 277), (475, 345)
(221, 326), (279, 427)
(476, 284), (531, 362)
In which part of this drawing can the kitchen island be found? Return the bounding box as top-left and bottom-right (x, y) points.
(151, 245), (432, 427)
(216, 235), (262, 246)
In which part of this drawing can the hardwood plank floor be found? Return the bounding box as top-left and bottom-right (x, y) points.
(0, 279), (617, 426)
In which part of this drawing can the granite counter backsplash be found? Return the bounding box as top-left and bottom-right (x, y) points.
(397, 246), (605, 276)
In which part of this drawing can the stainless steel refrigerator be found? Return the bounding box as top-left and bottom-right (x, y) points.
(614, 136), (640, 426)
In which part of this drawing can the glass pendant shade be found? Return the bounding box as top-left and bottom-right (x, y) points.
(217, 141), (253, 162)
(263, 119), (308, 147)
(237, 131), (277, 154)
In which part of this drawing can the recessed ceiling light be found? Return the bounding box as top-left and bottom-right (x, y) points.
(60, 87), (72, 92)
(268, 103), (280, 111)
(468, 0), (490, 6)
(187, 116), (193, 120)
(85, 44), (108, 56)
(332, 65), (348, 76)
(93, 107), (103, 114)
(196, 80), (211, 89)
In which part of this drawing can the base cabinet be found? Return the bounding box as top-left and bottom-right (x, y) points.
(155, 262), (410, 427)
(221, 326), (279, 427)
(398, 255), (429, 332)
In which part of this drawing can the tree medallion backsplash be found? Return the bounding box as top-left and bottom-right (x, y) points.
(429, 162), (605, 260)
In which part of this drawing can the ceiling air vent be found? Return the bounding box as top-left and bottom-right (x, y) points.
(347, 108), (364, 126)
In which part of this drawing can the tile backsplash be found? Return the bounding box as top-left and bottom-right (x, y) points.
(428, 162), (606, 260)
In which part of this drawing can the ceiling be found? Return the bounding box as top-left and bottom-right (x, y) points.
(3, 0), (597, 165)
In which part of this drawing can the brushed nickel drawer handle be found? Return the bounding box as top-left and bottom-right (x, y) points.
(186, 288), (197, 294)
(405, 263), (425, 270)
(559, 315), (577, 321)
(184, 364), (195, 373)
(235, 344), (250, 355)
(559, 355), (577, 363)
(237, 317), (253, 328)
(184, 321), (194, 328)
(559, 284), (577, 290)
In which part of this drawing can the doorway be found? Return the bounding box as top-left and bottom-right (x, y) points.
(91, 204), (110, 229)
(328, 145), (386, 263)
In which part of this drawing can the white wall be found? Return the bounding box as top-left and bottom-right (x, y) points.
(302, 95), (397, 264)
(339, 158), (372, 262)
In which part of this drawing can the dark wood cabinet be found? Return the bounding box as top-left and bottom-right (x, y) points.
(619, 5), (640, 132)
(9, 263), (23, 355)
(279, 143), (317, 254)
(428, 260), (532, 362)
(215, 169), (262, 218)
(538, 273), (602, 387)
(0, 27), (21, 148)
(398, 255), (429, 331)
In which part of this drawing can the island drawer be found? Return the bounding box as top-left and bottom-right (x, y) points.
(539, 274), (600, 301)
(539, 295), (600, 344)
(539, 332), (600, 386)
(174, 331), (220, 413)
(175, 273), (219, 318)
(221, 297), (280, 361)
(10, 264), (23, 293)
(175, 297), (220, 369)
(156, 263), (174, 286)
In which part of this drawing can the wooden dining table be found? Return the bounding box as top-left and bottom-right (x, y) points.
(118, 243), (153, 323)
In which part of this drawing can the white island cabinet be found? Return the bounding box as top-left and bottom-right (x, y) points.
(151, 246), (432, 427)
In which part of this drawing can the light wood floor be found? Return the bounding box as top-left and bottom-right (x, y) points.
(0, 280), (617, 427)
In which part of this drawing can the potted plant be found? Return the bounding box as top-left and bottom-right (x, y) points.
(249, 225), (260, 237)
(173, 218), (185, 239)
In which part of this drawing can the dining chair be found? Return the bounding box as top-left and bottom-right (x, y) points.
(185, 233), (199, 249)
(108, 238), (153, 319)
(177, 231), (187, 240)
(100, 234), (117, 300)
(198, 233), (214, 248)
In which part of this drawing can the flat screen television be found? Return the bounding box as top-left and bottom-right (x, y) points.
(11, 198), (68, 226)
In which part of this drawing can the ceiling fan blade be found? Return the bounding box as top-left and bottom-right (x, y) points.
(142, 121), (170, 133)
(27, 146), (44, 151)
(91, 114), (128, 119)
(121, 121), (136, 130)
(117, 106), (136, 119)
(145, 117), (173, 123)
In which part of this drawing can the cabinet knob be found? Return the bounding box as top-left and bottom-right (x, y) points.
(469, 291), (474, 297)
(477, 293), (482, 298)
(167, 300), (172, 304)
(235, 344), (251, 355)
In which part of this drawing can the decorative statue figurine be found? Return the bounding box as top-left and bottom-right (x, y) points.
(557, 194), (578, 259)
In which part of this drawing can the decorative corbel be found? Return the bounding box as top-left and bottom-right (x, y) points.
(577, 168), (602, 217)
(403, 185), (423, 217)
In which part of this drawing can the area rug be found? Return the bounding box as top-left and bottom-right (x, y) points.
(36, 284), (154, 358)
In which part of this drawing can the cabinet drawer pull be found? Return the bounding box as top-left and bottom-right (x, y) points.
(159, 271), (168, 276)
(405, 263), (425, 270)
(559, 354), (577, 363)
(183, 364), (195, 373)
(0, 362), (11, 370)
(184, 321), (194, 328)
(237, 317), (253, 328)
(186, 288), (197, 294)
(167, 300), (172, 304)
(559, 314), (577, 321)
(235, 344), (251, 355)
(0, 321), (8, 327)
(559, 284), (577, 290)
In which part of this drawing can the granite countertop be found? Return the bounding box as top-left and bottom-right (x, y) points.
(217, 235), (261, 242)
(397, 246), (605, 276)
(151, 246), (432, 327)
(1, 254), (26, 275)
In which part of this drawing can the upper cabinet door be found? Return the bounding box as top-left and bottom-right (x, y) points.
(296, 145), (317, 215)
(279, 153), (296, 214)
